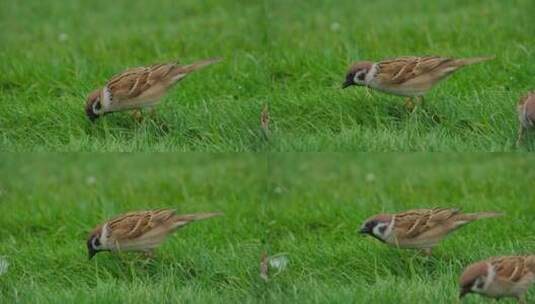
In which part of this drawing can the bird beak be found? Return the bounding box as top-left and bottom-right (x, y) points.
(358, 227), (370, 235)
(85, 109), (98, 122)
(88, 248), (97, 260)
(342, 79), (353, 89)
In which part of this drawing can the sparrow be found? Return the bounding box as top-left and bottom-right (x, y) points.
(342, 55), (494, 107)
(87, 209), (222, 259)
(516, 91), (535, 147)
(358, 208), (503, 255)
(85, 58), (221, 122)
(459, 256), (535, 303)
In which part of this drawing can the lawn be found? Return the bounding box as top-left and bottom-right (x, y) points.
(0, 154), (269, 302)
(1, 0), (534, 151)
(1, 153), (534, 303)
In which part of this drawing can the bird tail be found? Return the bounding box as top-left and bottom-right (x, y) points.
(171, 212), (223, 229)
(461, 211), (504, 221)
(178, 57), (222, 74)
(455, 55), (495, 66)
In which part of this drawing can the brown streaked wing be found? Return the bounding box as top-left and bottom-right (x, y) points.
(526, 256), (535, 273)
(106, 63), (176, 102)
(394, 209), (431, 238)
(395, 208), (458, 238)
(427, 207), (460, 223)
(376, 56), (453, 85)
(107, 209), (176, 240)
(492, 256), (531, 283)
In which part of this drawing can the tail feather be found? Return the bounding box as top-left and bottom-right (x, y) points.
(455, 55), (495, 66)
(461, 211), (504, 221)
(175, 57), (222, 74)
(172, 212), (223, 228)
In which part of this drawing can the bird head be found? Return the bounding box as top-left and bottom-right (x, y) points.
(85, 89), (104, 122)
(343, 61), (373, 88)
(358, 213), (393, 242)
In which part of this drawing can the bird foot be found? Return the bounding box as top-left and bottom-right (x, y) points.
(131, 109), (143, 123)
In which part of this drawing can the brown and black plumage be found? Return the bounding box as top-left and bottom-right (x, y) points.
(85, 58), (221, 121)
(87, 209), (222, 259)
(359, 208), (503, 255)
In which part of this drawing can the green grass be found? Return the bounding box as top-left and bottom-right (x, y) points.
(1, 153), (534, 303)
(0, 154), (269, 302)
(1, 0), (535, 151)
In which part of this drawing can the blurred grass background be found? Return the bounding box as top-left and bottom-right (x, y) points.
(1, 0), (534, 151)
(0, 153), (534, 302)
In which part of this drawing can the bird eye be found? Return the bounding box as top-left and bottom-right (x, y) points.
(353, 71), (366, 83)
(92, 101), (102, 114)
(378, 225), (387, 234)
(92, 237), (101, 248)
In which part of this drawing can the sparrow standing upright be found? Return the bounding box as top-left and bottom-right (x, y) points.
(358, 208), (503, 255)
(516, 91), (535, 147)
(85, 58), (221, 121)
(87, 209), (222, 259)
(459, 256), (535, 303)
(342, 55), (494, 108)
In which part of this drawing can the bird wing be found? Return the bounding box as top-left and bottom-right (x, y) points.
(491, 256), (535, 283)
(107, 209), (176, 241)
(106, 63), (177, 102)
(376, 56), (455, 85)
(395, 208), (460, 239)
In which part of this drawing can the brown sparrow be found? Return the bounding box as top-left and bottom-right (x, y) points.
(516, 92), (535, 147)
(85, 58), (221, 121)
(459, 256), (535, 303)
(87, 209), (222, 259)
(342, 55), (494, 106)
(358, 208), (503, 255)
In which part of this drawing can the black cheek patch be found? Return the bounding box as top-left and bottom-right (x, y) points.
(358, 73), (366, 81)
(378, 225), (387, 234)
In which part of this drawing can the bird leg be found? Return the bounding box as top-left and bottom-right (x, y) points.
(516, 125), (525, 148)
(148, 106), (157, 119)
(517, 295), (526, 304)
(141, 250), (155, 259)
(421, 248), (433, 256)
(131, 109), (143, 122)
(404, 97), (416, 112)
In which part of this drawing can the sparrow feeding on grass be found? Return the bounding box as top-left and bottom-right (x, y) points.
(358, 208), (503, 255)
(459, 256), (535, 303)
(87, 209), (222, 259)
(85, 58), (221, 122)
(342, 55), (494, 108)
(516, 91), (535, 147)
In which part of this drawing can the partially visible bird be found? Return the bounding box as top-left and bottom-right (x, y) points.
(342, 55), (494, 108)
(459, 255), (535, 303)
(85, 58), (221, 121)
(358, 207), (503, 255)
(87, 209), (222, 259)
(516, 91), (535, 147)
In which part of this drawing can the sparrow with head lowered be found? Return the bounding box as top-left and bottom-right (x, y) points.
(459, 256), (535, 303)
(516, 91), (535, 147)
(87, 209), (222, 259)
(85, 58), (221, 122)
(358, 208), (503, 255)
(342, 55), (494, 108)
